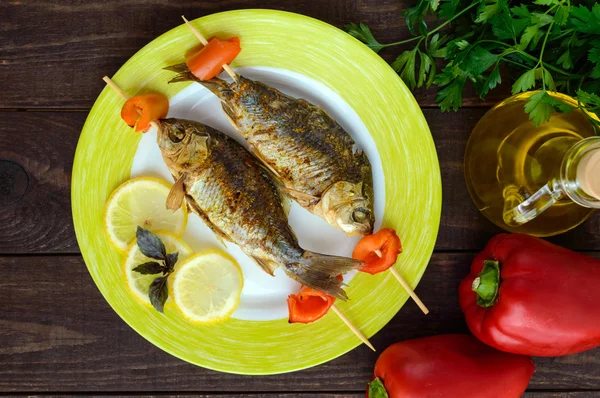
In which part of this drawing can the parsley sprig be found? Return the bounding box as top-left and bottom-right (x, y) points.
(346, 0), (600, 129)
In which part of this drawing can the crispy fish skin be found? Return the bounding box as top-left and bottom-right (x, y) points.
(167, 68), (374, 236)
(156, 118), (360, 298)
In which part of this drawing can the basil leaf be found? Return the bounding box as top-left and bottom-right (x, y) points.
(165, 252), (179, 272)
(136, 226), (166, 260)
(133, 261), (164, 275)
(149, 276), (169, 313)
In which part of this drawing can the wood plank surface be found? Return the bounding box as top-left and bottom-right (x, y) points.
(2, 0), (599, 395)
(2, 253), (599, 392)
(24, 393), (600, 398)
(0, 0), (511, 110)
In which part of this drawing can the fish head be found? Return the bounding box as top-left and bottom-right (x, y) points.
(315, 181), (374, 236)
(156, 118), (210, 170)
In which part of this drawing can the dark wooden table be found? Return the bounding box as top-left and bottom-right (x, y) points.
(1, 1), (599, 396)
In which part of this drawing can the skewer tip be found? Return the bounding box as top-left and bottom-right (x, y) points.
(389, 267), (429, 315)
(331, 304), (375, 351)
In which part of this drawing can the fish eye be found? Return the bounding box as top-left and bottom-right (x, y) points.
(352, 207), (368, 223)
(169, 128), (185, 143)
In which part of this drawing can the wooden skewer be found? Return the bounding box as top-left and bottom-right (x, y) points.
(389, 267), (429, 315)
(102, 76), (160, 131)
(181, 15), (238, 82)
(372, 249), (429, 315)
(331, 304), (375, 352)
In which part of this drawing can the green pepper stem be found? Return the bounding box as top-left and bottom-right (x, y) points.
(472, 260), (500, 308)
(368, 377), (389, 398)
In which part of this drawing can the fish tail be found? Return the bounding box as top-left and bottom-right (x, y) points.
(164, 63), (231, 98)
(290, 252), (363, 300)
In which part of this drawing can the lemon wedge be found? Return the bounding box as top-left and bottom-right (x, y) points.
(104, 177), (187, 252)
(123, 231), (193, 306)
(171, 251), (244, 324)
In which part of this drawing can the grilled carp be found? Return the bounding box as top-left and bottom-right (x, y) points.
(156, 118), (361, 299)
(167, 67), (374, 236)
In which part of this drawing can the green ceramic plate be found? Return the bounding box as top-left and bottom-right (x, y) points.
(72, 9), (441, 374)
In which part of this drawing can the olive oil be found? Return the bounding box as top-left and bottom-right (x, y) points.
(465, 92), (597, 236)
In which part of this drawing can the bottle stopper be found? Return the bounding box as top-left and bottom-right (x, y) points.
(577, 149), (600, 200)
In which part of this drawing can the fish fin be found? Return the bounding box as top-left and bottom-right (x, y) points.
(291, 252), (363, 300)
(166, 174), (186, 211)
(167, 70), (198, 84)
(251, 256), (278, 276)
(185, 195), (231, 245)
(279, 191), (292, 216)
(221, 103), (241, 133)
(248, 145), (285, 182)
(282, 188), (320, 208)
(163, 63), (189, 73)
(197, 77), (232, 98)
(166, 64), (232, 98)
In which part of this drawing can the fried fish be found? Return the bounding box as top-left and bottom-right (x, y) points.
(156, 118), (361, 298)
(167, 67), (374, 236)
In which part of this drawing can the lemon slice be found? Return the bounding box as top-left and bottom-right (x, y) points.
(171, 251), (244, 324)
(123, 231), (193, 306)
(104, 177), (188, 252)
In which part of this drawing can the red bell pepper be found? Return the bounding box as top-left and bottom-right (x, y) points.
(460, 233), (600, 357)
(367, 334), (534, 398)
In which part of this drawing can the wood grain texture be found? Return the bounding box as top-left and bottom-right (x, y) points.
(0, 112), (82, 253)
(1, 110), (598, 254)
(24, 394), (600, 398)
(2, 0), (599, 393)
(0, 0), (510, 109)
(2, 254), (598, 392)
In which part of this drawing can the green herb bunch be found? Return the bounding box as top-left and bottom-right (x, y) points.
(346, 0), (600, 128)
(133, 226), (180, 313)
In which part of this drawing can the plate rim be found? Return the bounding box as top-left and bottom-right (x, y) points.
(72, 9), (442, 375)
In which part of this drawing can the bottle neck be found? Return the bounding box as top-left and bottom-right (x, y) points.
(561, 137), (600, 208)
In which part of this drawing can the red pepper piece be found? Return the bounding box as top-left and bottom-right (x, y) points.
(287, 275), (342, 324)
(459, 233), (600, 356)
(352, 228), (402, 275)
(120, 93), (169, 132)
(367, 334), (534, 398)
(185, 37), (241, 81)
